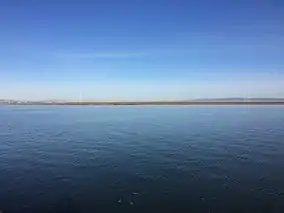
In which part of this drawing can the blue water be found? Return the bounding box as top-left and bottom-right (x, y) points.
(1, 106), (284, 213)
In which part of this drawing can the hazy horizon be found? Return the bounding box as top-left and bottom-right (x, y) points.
(1, 0), (284, 100)
(2, 97), (284, 103)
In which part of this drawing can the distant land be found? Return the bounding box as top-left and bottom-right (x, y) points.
(1, 98), (284, 105)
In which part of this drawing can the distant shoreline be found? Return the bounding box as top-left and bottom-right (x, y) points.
(2, 101), (284, 106)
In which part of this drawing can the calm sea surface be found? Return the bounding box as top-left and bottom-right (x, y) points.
(1, 106), (284, 213)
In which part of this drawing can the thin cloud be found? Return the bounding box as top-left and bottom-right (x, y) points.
(54, 49), (190, 59)
(56, 52), (150, 59)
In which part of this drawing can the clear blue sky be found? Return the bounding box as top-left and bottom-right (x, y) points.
(1, 0), (284, 101)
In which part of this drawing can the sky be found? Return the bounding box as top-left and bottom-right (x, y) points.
(0, 0), (284, 101)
